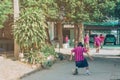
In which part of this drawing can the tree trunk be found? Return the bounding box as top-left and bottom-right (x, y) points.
(78, 23), (84, 43)
(57, 21), (63, 48)
(46, 28), (52, 45)
(77, 24), (80, 42)
(74, 24), (79, 47)
(13, 0), (20, 59)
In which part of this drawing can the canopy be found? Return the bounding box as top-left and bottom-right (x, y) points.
(84, 20), (119, 27)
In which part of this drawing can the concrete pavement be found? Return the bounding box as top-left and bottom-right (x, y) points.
(20, 48), (120, 80)
(0, 56), (35, 80)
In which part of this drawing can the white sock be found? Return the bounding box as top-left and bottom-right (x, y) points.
(86, 70), (90, 73)
(76, 67), (78, 69)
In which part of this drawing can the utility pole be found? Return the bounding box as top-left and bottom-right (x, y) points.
(13, 0), (19, 58)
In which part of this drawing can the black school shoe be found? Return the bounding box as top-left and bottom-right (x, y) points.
(72, 68), (78, 75)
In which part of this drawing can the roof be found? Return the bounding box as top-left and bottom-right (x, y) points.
(84, 21), (119, 27)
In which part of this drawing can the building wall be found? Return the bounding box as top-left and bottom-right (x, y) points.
(48, 22), (54, 41)
(0, 14), (14, 52)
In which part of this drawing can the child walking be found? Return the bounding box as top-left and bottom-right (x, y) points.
(70, 42), (93, 75)
(84, 33), (90, 51)
(99, 34), (105, 48)
(94, 35), (101, 53)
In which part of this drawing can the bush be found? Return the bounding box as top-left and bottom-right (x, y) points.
(23, 44), (57, 68)
(24, 50), (46, 64)
(40, 44), (57, 58)
(40, 44), (57, 68)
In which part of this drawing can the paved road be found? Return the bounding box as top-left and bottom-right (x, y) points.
(55, 48), (120, 56)
(21, 56), (120, 80)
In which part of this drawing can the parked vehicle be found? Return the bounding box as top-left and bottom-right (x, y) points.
(104, 34), (116, 45)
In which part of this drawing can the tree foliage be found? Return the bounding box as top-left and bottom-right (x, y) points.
(52, 0), (116, 23)
(20, 0), (58, 20)
(115, 0), (120, 19)
(14, 0), (55, 64)
(0, 0), (118, 29)
(16, 0), (59, 50)
(14, 8), (47, 50)
(0, 0), (12, 28)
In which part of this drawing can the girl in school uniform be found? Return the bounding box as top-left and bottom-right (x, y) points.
(84, 33), (90, 51)
(70, 42), (94, 75)
(94, 35), (101, 53)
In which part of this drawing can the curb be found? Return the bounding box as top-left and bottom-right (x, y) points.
(19, 66), (43, 79)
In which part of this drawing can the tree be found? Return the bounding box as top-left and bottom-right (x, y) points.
(115, 0), (120, 19)
(50, 0), (116, 44)
(14, 1), (48, 52)
(13, 0), (59, 64)
(19, 0), (58, 45)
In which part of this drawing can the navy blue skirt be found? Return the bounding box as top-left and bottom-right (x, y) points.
(75, 59), (88, 68)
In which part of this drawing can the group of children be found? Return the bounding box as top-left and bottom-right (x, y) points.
(84, 33), (105, 53)
(69, 33), (104, 75)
